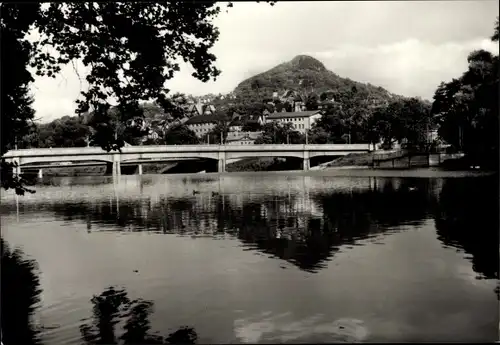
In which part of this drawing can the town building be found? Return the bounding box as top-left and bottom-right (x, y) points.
(265, 110), (322, 134)
(226, 131), (262, 145)
(185, 113), (228, 138)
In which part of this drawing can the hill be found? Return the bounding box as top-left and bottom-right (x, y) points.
(233, 55), (398, 106)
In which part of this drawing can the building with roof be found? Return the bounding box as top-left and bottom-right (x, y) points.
(185, 113), (228, 138)
(265, 110), (322, 134)
(226, 131), (262, 145)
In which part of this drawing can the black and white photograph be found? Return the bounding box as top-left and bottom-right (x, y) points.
(1, 1), (499, 344)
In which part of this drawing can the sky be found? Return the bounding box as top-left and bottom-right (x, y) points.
(30, 1), (499, 123)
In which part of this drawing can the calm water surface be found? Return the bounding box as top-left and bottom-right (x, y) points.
(1, 171), (499, 343)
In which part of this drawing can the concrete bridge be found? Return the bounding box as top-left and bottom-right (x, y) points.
(3, 144), (372, 176)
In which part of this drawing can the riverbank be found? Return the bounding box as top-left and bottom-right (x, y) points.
(318, 151), (498, 171)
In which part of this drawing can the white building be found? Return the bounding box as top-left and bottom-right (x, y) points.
(265, 110), (322, 134)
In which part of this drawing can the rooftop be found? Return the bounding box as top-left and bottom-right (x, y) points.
(266, 110), (321, 119)
(185, 113), (228, 125)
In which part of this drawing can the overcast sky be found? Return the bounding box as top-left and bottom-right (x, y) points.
(31, 1), (499, 123)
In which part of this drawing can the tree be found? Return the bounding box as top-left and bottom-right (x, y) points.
(393, 98), (432, 150)
(310, 114), (347, 143)
(1, 1), (276, 194)
(37, 116), (92, 148)
(492, 16), (499, 42)
(307, 127), (330, 144)
(304, 93), (319, 110)
(255, 121), (304, 144)
(164, 124), (199, 145)
(366, 97), (432, 150)
(431, 19), (499, 166)
(241, 121), (262, 132)
(204, 117), (230, 144)
(1, 4), (41, 195)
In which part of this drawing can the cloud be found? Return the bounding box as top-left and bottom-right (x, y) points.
(304, 38), (499, 100)
(29, 1), (499, 122)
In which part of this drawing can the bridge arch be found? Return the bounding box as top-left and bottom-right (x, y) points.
(119, 152), (219, 162)
(225, 151), (304, 160)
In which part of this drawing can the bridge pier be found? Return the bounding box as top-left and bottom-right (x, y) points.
(38, 169), (43, 179)
(303, 158), (310, 171)
(218, 158), (226, 173)
(138, 164), (143, 175)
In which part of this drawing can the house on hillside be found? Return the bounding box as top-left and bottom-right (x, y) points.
(317, 99), (336, 110)
(293, 100), (306, 112)
(226, 131), (262, 145)
(265, 110), (322, 134)
(185, 113), (228, 138)
(228, 113), (245, 132)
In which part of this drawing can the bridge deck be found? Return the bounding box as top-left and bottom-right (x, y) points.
(3, 144), (371, 158)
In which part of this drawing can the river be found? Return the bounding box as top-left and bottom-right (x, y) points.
(1, 170), (498, 344)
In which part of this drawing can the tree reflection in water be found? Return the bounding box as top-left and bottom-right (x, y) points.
(47, 177), (442, 273)
(1, 238), (42, 345)
(36, 175), (500, 278)
(1, 238), (197, 345)
(80, 287), (197, 344)
(434, 175), (499, 280)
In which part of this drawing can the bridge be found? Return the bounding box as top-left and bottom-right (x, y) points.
(3, 144), (372, 176)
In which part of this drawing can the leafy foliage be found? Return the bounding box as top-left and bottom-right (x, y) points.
(255, 121), (305, 144)
(0, 4), (42, 195)
(431, 18), (499, 167)
(0, 3), (40, 154)
(31, 2), (227, 148)
(203, 115), (230, 144)
(164, 124), (200, 145)
(241, 121), (263, 132)
(1, 1), (275, 194)
(40, 116), (92, 148)
(368, 98), (433, 149)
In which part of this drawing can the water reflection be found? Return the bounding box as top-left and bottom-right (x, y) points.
(27, 178), (437, 273)
(1, 238), (198, 345)
(80, 286), (197, 344)
(1, 238), (42, 345)
(1, 174), (498, 343)
(434, 177), (499, 280)
(7, 175), (495, 278)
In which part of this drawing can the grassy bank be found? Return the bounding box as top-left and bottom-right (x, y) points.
(318, 152), (375, 169)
